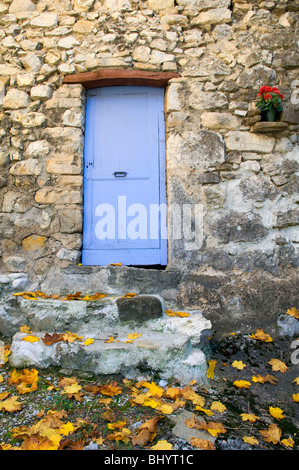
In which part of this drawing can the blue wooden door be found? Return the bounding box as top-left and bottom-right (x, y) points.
(82, 86), (167, 266)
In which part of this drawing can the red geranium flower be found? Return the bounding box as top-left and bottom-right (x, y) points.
(263, 94), (272, 100)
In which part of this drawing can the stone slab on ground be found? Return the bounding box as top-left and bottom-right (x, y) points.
(169, 409), (216, 447)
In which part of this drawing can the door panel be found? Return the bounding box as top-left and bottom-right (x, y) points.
(82, 86), (167, 266)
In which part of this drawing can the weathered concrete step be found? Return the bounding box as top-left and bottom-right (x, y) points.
(8, 329), (208, 385)
(0, 294), (212, 348)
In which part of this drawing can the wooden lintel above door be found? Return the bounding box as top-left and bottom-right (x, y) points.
(62, 68), (180, 89)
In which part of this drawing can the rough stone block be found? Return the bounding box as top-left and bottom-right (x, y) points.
(35, 187), (82, 204)
(225, 131), (275, 153)
(30, 13), (58, 28)
(116, 295), (163, 322)
(201, 112), (240, 130)
(148, 0), (174, 10)
(191, 8), (232, 26)
(9, 158), (42, 176)
(3, 89), (30, 109)
(30, 85), (53, 101)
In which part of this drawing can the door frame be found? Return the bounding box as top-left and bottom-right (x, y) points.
(82, 85), (167, 266)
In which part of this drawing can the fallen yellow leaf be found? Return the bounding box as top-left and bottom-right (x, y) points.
(82, 338), (94, 346)
(286, 307), (299, 319)
(210, 401), (227, 413)
(0, 396), (22, 412)
(232, 360), (246, 370)
(190, 437), (215, 450)
(281, 437), (295, 448)
(22, 335), (39, 343)
(243, 436), (259, 446)
(241, 413), (259, 423)
(259, 423), (282, 444)
(19, 325), (32, 333)
(127, 333), (141, 340)
(206, 360), (217, 379)
(233, 380), (251, 389)
(269, 406), (285, 420)
(151, 440), (172, 450)
(250, 329), (273, 342)
(268, 358), (288, 373)
(292, 393), (299, 402)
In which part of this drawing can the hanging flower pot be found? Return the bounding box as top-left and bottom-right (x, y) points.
(256, 86), (284, 122)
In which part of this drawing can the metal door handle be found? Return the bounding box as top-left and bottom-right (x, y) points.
(113, 171), (127, 177)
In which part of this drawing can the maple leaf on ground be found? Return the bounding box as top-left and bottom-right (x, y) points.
(232, 360), (246, 370)
(241, 413), (259, 423)
(292, 393), (299, 403)
(269, 406), (285, 420)
(107, 420), (127, 430)
(42, 332), (65, 346)
(243, 436), (259, 446)
(22, 334), (39, 343)
(250, 329), (273, 342)
(19, 325), (32, 333)
(165, 309), (189, 317)
(9, 368), (39, 394)
(268, 358), (288, 373)
(140, 381), (164, 398)
(180, 386), (205, 407)
(151, 440), (172, 450)
(59, 377), (83, 401)
(190, 437), (215, 450)
(233, 380), (251, 389)
(293, 377), (299, 385)
(210, 401), (227, 413)
(82, 338), (94, 346)
(21, 435), (58, 450)
(98, 382), (122, 397)
(164, 387), (182, 400)
(206, 360), (217, 379)
(82, 293), (107, 301)
(107, 428), (131, 444)
(259, 423), (282, 444)
(122, 292), (138, 298)
(281, 437), (295, 448)
(252, 374), (278, 385)
(131, 416), (160, 447)
(62, 331), (83, 343)
(199, 420), (227, 437)
(60, 292), (82, 301)
(0, 396), (22, 412)
(285, 307), (299, 319)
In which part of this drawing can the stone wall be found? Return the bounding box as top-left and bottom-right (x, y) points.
(0, 0), (298, 335)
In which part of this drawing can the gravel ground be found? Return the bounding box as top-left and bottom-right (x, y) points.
(0, 331), (298, 452)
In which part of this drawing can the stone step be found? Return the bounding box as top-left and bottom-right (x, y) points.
(8, 328), (208, 385)
(1, 291), (212, 384)
(0, 294), (212, 347)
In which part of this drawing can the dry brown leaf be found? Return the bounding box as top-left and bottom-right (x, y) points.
(250, 329), (273, 342)
(199, 420), (227, 437)
(190, 437), (215, 450)
(286, 307), (299, 319)
(259, 423), (282, 444)
(241, 413), (259, 423)
(268, 358), (288, 373)
(42, 332), (65, 346)
(98, 382), (122, 397)
(0, 396), (22, 412)
(252, 374), (278, 385)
